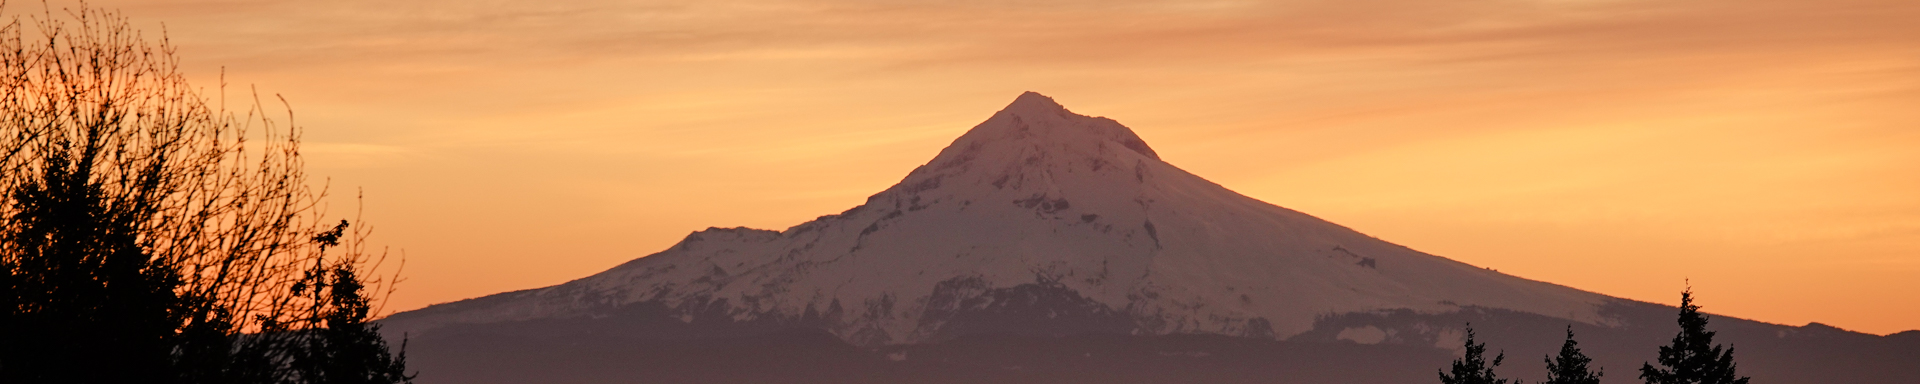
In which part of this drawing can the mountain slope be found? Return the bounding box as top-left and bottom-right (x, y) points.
(385, 92), (1615, 345)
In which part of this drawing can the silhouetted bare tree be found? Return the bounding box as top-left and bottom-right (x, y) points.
(0, 3), (409, 383)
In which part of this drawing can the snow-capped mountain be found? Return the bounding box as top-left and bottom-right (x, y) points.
(384, 92), (1919, 384)
(384, 92), (1620, 346)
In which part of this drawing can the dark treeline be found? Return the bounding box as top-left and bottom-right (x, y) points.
(0, 3), (410, 384)
(1442, 288), (1751, 384)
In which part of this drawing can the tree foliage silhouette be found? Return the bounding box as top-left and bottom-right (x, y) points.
(1441, 324), (1514, 384)
(1544, 326), (1602, 384)
(1639, 287), (1749, 384)
(0, 3), (410, 383)
(288, 221), (413, 384)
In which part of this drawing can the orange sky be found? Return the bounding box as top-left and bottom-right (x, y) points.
(69, 0), (1920, 334)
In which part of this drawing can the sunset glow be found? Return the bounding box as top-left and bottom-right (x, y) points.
(83, 0), (1920, 334)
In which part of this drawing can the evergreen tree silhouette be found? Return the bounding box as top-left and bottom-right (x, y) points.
(1, 147), (184, 383)
(1544, 326), (1602, 384)
(1639, 287), (1749, 384)
(288, 221), (414, 384)
(1441, 324), (1514, 384)
(315, 266), (414, 384)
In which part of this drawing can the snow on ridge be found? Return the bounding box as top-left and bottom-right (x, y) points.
(383, 92), (1620, 346)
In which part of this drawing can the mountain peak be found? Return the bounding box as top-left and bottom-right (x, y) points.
(948, 92), (1159, 163)
(1005, 91), (1066, 114)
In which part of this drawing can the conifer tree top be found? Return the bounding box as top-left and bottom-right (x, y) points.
(1639, 287), (1751, 384)
(1545, 326), (1602, 384)
(1442, 324), (1512, 384)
